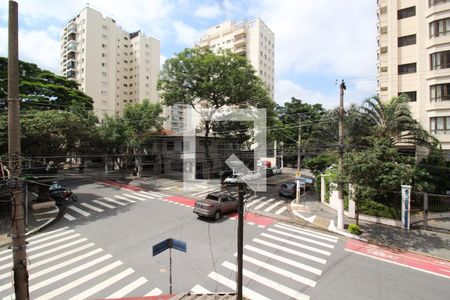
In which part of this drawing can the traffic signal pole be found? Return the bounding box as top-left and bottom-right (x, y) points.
(237, 182), (244, 300)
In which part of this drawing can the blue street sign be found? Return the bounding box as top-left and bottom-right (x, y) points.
(152, 238), (187, 256)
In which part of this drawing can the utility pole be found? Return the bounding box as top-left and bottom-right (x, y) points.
(236, 182), (244, 300)
(337, 80), (346, 230)
(8, 1), (29, 299)
(296, 114), (302, 204)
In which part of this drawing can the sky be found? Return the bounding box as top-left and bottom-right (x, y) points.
(0, 0), (378, 109)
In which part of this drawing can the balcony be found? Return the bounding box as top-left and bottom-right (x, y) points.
(234, 37), (246, 47)
(67, 41), (76, 51)
(67, 61), (76, 70)
(68, 23), (77, 34)
(234, 27), (246, 39)
(67, 70), (76, 79)
(234, 46), (246, 55)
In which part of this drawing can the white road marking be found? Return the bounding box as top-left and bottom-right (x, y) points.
(27, 243), (95, 270)
(26, 227), (69, 241)
(190, 284), (211, 294)
(253, 238), (327, 264)
(135, 192), (155, 199)
(68, 268), (134, 300)
(81, 202), (104, 212)
(279, 222), (339, 240)
(93, 199), (116, 209)
(208, 271), (270, 300)
(140, 191), (163, 198)
(268, 228), (335, 249)
(275, 223), (338, 243)
(114, 195), (136, 203)
(68, 205), (91, 217)
(254, 198), (275, 210)
(27, 234), (81, 253)
(35, 260), (122, 300)
(261, 233), (331, 256)
(144, 287), (163, 296)
(264, 201), (284, 212)
(27, 229), (74, 246)
(107, 277), (148, 299)
(275, 206), (288, 215)
(123, 193), (147, 201)
(238, 254), (316, 287)
(246, 197), (265, 208)
(104, 197), (127, 206)
(222, 261), (310, 300)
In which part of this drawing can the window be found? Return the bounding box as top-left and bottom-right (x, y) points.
(397, 6), (415, 19)
(431, 51), (450, 70)
(398, 34), (416, 47)
(101, 43), (107, 48)
(398, 63), (416, 74)
(429, 0), (449, 7)
(398, 91), (417, 102)
(430, 18), (450, 37)
(102, 53), (106, 58)
(101, 62), (106, 67)
(430, 83), (450, 101)
(102, 34), (107, 39)
(167, 141), (174, 150)
(101, 72), (107, 77)
(430, 116), (450, 134)
(102, 25), (107, 30)
(101, 90), (107, 96)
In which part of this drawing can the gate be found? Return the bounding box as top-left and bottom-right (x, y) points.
(411, 192), (450, 233)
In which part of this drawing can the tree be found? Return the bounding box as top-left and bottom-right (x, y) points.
(0, 57), (93, 113)
(158, 48), (274, 178)
(123, 100), (164, 176)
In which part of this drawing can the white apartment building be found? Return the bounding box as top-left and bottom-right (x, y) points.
(377, 0), (450, 154)
(60, 7), (160, 118)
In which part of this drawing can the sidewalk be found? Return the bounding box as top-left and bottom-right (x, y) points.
(0, 195), (61, 248)
(290, 191), (450, 261)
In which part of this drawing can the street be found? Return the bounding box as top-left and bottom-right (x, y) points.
(0, 177), (449, 299)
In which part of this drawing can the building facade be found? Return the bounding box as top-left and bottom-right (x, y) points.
(377, 0), (450, 154)
(60, 6), (160, 118)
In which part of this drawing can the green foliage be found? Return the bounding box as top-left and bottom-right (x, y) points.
(348, 224), (362, 235)
(0, 57), (93, 112)
(359, 199), (401, 220)
(304, 152), (337, 176)
(322, 167), (338, 203)
(419, 145), (450, 194)
(97, 115), (128, 153)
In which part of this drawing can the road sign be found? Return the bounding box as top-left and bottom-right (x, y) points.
(153, 238), (187, 256)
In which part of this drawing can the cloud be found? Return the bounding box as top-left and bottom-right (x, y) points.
(160, 54), (167, 69)
(173, 21), (202, 47)
(195, 4), (221, 19)
(275, 79), (329, 106)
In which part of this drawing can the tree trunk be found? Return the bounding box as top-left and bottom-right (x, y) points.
(355, 202), (360, 225)
(204, 121), (212, 180)
(134, 147), (143, 177)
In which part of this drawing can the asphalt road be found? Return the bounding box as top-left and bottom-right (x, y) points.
(0, 177), (448, 299)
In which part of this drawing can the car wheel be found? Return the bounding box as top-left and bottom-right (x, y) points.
(213, 210), (221, 220)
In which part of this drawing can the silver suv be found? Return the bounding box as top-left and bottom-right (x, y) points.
(193, 192), (238, 220)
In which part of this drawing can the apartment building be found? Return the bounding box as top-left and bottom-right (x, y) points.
(60, 6), (160, 118)
(377, 0), (450, 154)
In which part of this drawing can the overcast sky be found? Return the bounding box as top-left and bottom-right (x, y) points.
(0, 0), (378, 108)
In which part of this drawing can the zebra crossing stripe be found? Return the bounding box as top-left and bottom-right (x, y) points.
(28, 229), (74, 246)
(244, 245), (322, 275)
(107, 277), (148, 299)
(208, 271), (270, 300)
(275, 206), (287, 215)
(140, 191), (163, 198)
(114, 195), (136, 203)
(28, 234), (81, 253)
(135, 192), (155, 199)
(123, 193), (147, 201)
(68, 205), (91, 217)
(253, 238), (327, 264)
(239, 254), (317, 287)
(275, 223), (338, 243)
(35, 260), (123, 300)
(64, 213), (76, 221)
(260, 233), (331, 256)
(222, 261), (310, 300)
(268, 228), (335, 249)
(145, 287), (163, 296)
(277, 223), (339, 240)
(68, 267), (134, 300)
(93, 199), (116, 209)
(81, 202), (104, 212)
(264, 201), (284, 212)
(246, 197), (265, 208)
(26, 227), (69, 241)
(191, 284), (211, 294)
(254, 198), (275, 210)
(104, 197), (127, 206)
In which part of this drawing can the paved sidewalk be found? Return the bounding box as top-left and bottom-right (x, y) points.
(0, 197), (61, 248)
(290, 191), (450, 261)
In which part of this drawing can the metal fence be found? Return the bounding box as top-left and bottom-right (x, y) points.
(410, 192), (450, 233)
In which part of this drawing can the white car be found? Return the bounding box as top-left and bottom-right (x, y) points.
(271, 167), (282, 175)
(224, 174), (240, 184)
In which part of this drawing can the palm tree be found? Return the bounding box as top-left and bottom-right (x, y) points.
(361, 95), (436, 148)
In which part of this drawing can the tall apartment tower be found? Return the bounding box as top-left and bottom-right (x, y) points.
(377, 0), (450, 154)
(198, 19), (275, 99)
(60, 7), (160, 118)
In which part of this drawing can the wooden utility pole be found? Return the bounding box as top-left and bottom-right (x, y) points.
(296, 114), (302, 204)
(337, 80), (346, 230)
(236, 182), (244, 300)
(8, 1), (29, 299)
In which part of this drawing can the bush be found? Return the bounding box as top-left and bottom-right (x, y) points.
(348, 224), (362, 235)
(359, 199), (401, 220)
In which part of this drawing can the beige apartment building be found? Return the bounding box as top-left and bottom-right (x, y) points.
(60, 7), (160, 118)
(377, 0), (450, 155)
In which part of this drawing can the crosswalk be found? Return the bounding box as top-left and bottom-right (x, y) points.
(0, 227), (162, 299)
(189, 222), (339, 299)
(63, 190), (167, 222)
(245, 195), (288, 216)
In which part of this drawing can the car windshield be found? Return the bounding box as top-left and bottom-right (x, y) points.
(206, 194), (220, 201)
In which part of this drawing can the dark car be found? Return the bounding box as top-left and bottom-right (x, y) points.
(279, 181), (306, 198)
(193, 192), (238, 220)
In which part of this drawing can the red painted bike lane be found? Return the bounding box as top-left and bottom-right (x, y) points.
(346, 239), (450, 279)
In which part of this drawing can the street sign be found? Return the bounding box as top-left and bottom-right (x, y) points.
(152, 238), (187, 256)
(172, 239), (187, 253)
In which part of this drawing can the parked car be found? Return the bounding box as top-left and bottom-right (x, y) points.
(193, 192), (238, 220)
(271, 167), (282, 175)
(224, 174), (240, 185)
(266, 168), (274, 177)
(278, 181), (305, 198)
